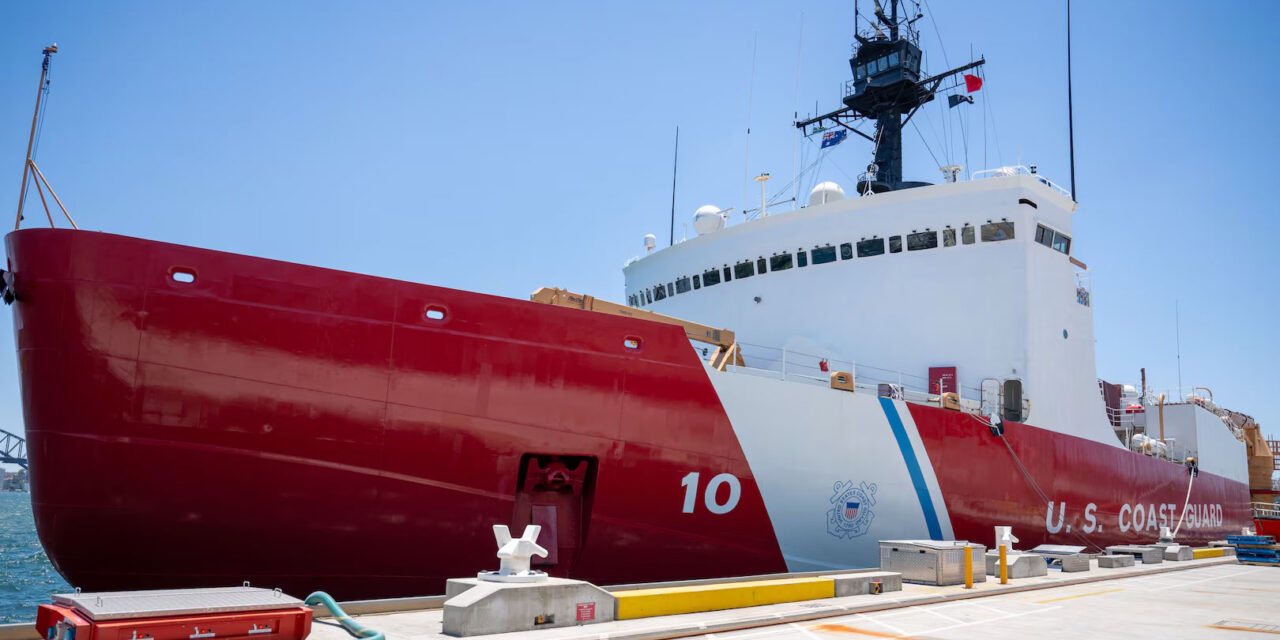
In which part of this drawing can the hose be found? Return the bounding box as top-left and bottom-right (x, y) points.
(1170, 469), (1196, 539)
(304, 592), (384, 640)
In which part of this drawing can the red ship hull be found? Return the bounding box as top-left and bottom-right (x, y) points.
(8, 229), (1250, 600)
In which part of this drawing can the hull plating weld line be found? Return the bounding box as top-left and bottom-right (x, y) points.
(614, 577), (836, 620)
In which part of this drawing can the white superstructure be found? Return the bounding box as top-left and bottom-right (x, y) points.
(624, 170), (1110, 446)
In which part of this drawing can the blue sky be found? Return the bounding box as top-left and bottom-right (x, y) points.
(1, 1), (1277, 474)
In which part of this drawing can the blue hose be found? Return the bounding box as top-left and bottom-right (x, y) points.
(304, 592), (385, 640)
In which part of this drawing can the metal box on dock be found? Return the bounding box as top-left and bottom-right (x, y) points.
(878, 540), (986, 586)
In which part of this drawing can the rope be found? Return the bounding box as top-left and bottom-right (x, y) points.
(1170, 469), (1196, 539)
(967, 412), (1104, 551)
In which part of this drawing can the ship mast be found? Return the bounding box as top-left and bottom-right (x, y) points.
(796, 0), (984, 194)
(13, 44), (77, 231)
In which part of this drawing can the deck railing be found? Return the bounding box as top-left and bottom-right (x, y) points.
(691, 339), (984, 411)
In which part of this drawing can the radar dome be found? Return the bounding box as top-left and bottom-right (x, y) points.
(643, 234), (657, 252)
(809, 182), (845, 206)
(692, 205), (727, 235)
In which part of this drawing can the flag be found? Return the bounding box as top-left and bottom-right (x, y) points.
(948, 94), (974, 108)
(821, 129), (848, 148)
(964, 74), (983, 93)
(845, 501), (860, 520)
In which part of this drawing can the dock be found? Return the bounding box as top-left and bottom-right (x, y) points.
(291, 556), (1273, 640)
(3, 554), (1275, 640)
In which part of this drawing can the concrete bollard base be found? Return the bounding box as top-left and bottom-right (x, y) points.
(442, 577), (616, 637)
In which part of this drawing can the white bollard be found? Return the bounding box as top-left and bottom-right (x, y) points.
(478, 524), (549, 582)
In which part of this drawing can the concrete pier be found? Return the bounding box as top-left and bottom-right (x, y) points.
(294, 557), (1260, 640)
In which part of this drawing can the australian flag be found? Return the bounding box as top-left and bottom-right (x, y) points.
(821, 129), (848, 149)
(845, 501), (860, 520)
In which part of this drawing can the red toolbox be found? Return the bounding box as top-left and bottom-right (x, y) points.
(35, 587), (312, 640)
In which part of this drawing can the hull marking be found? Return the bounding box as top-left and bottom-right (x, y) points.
(878, 398), (942, 540)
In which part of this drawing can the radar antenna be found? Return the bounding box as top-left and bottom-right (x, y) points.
(797, 0), (984, 194)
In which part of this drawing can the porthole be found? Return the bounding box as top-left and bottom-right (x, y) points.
(424, 306), (447, 321)
(623, 336), (642, 350)
(170, 268), (196, 284)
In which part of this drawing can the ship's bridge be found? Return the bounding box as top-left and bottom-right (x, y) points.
(622, 169), (1117, 445)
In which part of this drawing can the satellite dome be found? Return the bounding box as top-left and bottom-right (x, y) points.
(643, 234), (657, 252)
(809, 182), (845, 206)
(692, 205), (727, 235)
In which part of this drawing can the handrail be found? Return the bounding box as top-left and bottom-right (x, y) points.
(971, 165), (1071, 197)
(1252, 502), (1280, 519)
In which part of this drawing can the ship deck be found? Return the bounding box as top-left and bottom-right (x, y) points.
(301, 557), (1272, 640)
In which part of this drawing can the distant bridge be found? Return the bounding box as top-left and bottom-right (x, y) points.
(1, 429), (26, 469)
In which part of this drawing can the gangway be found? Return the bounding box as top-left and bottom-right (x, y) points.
(1, 429), (27, 469)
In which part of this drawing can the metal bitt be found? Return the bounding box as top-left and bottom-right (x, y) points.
(477, 524), (549, 583)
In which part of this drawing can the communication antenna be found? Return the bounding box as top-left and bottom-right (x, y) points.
(742, 34), (758, 219)
(1175, 300), (1182, 400)
(669, 126), (679, 246)
(754, 173), (771, 217)
(792, 14), (804, 210)
(1066, 0), (1077, 201)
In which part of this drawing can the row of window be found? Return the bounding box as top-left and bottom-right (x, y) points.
(854, 48), (921, 80)
(628, 220), (1018, 307)
(1035, 224), (1071, 255)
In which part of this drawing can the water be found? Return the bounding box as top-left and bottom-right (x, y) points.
(0, 492), (69, 624)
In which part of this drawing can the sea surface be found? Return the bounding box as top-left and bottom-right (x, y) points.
(0, 492), (69, 624)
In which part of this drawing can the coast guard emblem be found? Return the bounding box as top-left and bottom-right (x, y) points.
(827, 480), (877, 539)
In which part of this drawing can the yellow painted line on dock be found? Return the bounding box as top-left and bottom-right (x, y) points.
(1035, 587), (1124, 603)
(614, 576), (835, 619)
(1193, 547), (1228, 559)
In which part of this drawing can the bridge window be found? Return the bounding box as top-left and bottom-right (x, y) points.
(734, 261), (755, 279)
(907, 231), (938, 251)
(723, 266), (732, 282)
(628, 294), (635, 307)
(889, 235), (902, 253)
(756, 257), (767, 274)
(703, 268), (721, 286)
(812, 245), (837, 264)
(962, 225), (975, 245)
(797, 250), (808, 267)
(770, 253), (793, 272)
(981, 221), (1015, 242)
(1053, 233), (1071, 254)
(888, 52), (899, 68)
(693, 275), (701, 289)
(943, 228), (956, 247)
(645, 289), (652, 304)
(840, 243), (854, 260)
(1036, 224), (1071, 254)
(675, 276), (691, 294)
(653, 285), (667, 301)
(857, 238), (884, 257)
